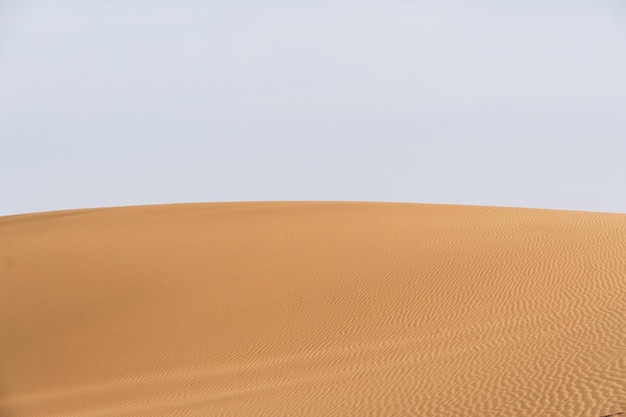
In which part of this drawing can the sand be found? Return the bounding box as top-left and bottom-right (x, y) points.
(1, 202), (625, 416)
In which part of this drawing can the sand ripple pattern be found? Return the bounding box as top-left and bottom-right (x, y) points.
(1, 202), (625, 416)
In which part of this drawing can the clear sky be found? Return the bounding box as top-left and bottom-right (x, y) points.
(1, 1), (625, 216)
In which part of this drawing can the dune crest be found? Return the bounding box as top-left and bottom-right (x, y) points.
(1, 202), (626, 416)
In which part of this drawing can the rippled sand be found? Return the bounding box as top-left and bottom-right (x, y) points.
(1, 202), (625, 416)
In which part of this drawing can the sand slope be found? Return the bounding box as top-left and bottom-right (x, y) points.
(1, 202), (625, 416)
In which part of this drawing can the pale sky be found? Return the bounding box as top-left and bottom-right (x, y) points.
(1, 1), (626, 216)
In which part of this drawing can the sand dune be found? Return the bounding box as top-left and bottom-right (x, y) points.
(1, 202), (625, 416)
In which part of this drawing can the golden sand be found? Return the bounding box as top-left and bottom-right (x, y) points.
(1, 202), (625, 416)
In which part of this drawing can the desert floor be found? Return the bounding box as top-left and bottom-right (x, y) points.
(1, 202), (625, 416)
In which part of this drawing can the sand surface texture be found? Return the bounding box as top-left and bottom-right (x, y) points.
(1, 202), (626, 416)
